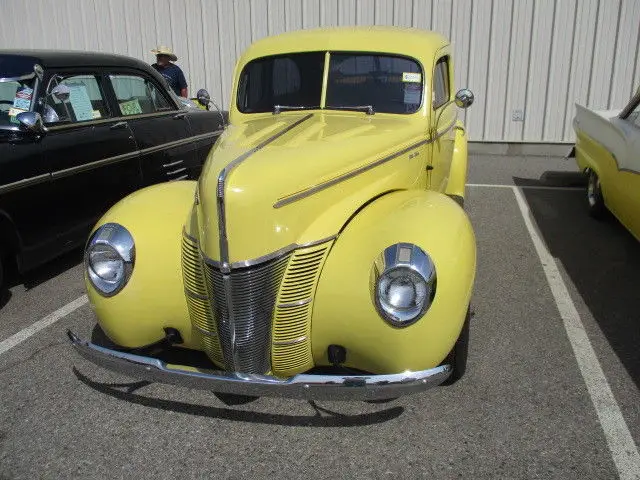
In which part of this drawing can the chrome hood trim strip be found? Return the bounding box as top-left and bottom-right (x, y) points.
(273, 119), (457, 209)
(213, 113), (314, 273)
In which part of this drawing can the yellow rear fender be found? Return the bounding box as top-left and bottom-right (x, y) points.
(85, 182), (198, 350)
(311, 189), (476, 374)
(444, 120), (468, 204)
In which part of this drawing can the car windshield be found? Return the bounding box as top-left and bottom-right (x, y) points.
(326, 53), (423, 114)
(0, 75), (36, 128)
(237, 51), (423, 115)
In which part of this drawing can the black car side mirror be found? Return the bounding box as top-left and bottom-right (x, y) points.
(16, 112), (48, 135)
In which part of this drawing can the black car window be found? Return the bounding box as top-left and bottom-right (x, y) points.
(237, 52), (325, 113)
(43, 74), (110, 125)
(109, 74), (173, 115)
(326, 53), (423, 114)
(432, 56), (450, 109)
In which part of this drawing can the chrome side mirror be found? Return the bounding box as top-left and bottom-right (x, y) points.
(196, 88), (211, 106)
(455, 89), (474, 109)
(17, 112), (48, 135)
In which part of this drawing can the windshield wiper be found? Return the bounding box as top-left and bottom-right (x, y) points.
(273, 105), (320, 114)
(326, 105), (375, 115)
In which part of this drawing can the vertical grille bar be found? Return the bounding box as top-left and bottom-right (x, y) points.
(205, 254), (290, 374)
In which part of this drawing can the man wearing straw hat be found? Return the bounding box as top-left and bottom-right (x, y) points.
(150, 45), (188, 98)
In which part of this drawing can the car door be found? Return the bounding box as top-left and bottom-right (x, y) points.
(183, 106), (226, 173)
(41, 70), (140, 252)
(608, 95), (640, 237)
(428, 53), (455, 192)
(107, 72), (198, 184)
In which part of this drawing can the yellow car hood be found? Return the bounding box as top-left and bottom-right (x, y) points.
(196, 111), (427, 264)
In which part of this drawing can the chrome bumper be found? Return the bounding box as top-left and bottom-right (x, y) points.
(67, 330), (451, 401)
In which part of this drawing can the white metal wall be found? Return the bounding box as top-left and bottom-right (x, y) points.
(2, 0), (639, 142)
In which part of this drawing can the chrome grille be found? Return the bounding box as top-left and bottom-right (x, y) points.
(181, 233), (224, 366)
(272, 242), (332, 376)
(205, 254), (290, 374)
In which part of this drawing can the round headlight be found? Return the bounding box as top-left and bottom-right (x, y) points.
(372, 243), (436, 327)
(85, 223), (135, 297)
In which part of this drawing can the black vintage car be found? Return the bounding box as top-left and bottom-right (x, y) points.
(0, 50), (226, 290)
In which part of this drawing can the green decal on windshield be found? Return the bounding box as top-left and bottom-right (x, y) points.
(119, 99), (142, 116)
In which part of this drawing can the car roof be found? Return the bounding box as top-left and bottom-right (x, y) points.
(0, 50), (152, 71)
(238, 26), (450, 66)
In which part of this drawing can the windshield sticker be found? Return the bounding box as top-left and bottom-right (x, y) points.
(8, 107), (27, 124)
(119, 99), (142, 116)
(404, 83), (421, 106)
(67, 83), (95, 121)
(12, 97), (31, 110)
(15, 86), (33, 100)
(402, 72), (422, 83)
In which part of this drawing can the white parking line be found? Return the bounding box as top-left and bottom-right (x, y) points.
(0, 295), (88, 356)
(512, 185), (640, 480)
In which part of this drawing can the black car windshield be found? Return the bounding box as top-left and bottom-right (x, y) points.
(0, 75), (36, 128)
(237, 51), (423, 115)
(326, 53), (423, 114)
(237, 52), (325, 113)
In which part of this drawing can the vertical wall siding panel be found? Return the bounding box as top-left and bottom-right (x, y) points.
(610, 0), (640, 106)
(466, 0), (492, 140)
(218, 0), (238, 107)
(504, 0), (534, 141)
(338, 0), (357, 25)
(374, 0), (394, 25)
(356, 0), (376, 24)
(250, 0), (269, 40)
(200, 0), (224, 106)
(320, 0), (339, 26)
(235, 0), (254, 60)
(589, 0), (621, 108)
(449, 0), (471, 126)
(394, 0), (414, 27)
(302, 0), (322, 28)
(524, 0), (555, 141)
(484, 0), (512, 142)
(543, 0), (576, 142)
(285, 0), (304, 30)
(411, 0), (432, 30)
(563, 0), (599, 141)
(2, 0), (637, 143)
(432, 0), (452, 39)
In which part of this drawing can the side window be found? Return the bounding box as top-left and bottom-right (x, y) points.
(432, 56), (450, 110)
(43, 74), (109, 124)
(109, 74), (173, 116)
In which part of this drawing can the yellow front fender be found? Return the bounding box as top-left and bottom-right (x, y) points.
(86, 181), (198, 349)
(311, 189), (476, 374)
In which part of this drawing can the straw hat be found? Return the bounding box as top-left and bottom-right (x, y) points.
(151, 45), (177, 61)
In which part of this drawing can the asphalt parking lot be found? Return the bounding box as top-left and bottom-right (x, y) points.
(1, 154), (639, 480)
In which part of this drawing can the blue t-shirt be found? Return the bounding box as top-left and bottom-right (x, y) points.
(152, 63), (187, 96)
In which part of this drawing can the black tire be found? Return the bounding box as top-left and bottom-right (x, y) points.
(587, 170), (606, 219)
(441, 306), (470, 386)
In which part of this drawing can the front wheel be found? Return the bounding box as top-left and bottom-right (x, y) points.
(441, 306), (470, 385)
(587, 170), (606, 219)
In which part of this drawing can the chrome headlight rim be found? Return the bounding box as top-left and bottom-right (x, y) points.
(85, 223), (135, 297)
(372, 243), (436, 328)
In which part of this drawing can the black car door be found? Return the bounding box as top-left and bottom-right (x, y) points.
(183, 107), (226, 171)
(41, 71), (140, 252)
(106, 72), (199, 184)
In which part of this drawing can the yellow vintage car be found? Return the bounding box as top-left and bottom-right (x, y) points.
(572, 87), (640, 240)
(68, 27), (476, 401)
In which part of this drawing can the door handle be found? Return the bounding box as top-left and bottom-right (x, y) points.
(110, 121), (128, 130)
(173, 112), (186, 120)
